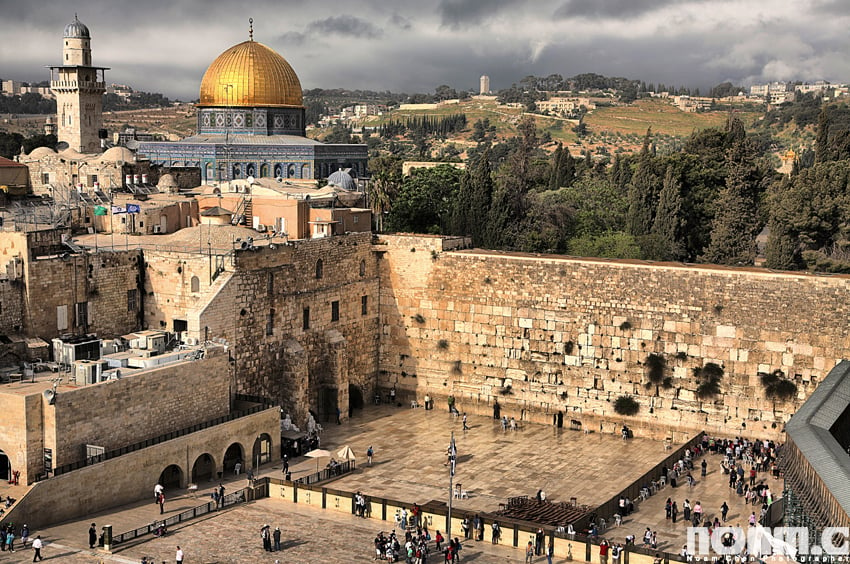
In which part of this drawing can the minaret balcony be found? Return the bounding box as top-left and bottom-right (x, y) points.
(50, 80), (106, 92)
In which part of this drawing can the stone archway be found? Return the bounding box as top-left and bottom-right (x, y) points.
(252, 434), (272, 469)
(0, 448), (10, 481)
(192, 453), (215, 483)
(223, 443), (244, 475)
(348, 384), (364, 411)
(158, 464), (183, 489)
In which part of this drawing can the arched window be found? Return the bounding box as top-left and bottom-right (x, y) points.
(260, 163), (270, 178)
(190, 276), (200, 293)
(315, 259), (323, 279)
(359, 259), (366, 277)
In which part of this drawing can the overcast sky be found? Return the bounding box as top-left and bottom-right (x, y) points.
(2, 0), (850, 100)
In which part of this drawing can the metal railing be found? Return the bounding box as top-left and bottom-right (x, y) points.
(49, 405), (276, 478)
(112, 485), (259, 546)
(294, 460), (353, 485)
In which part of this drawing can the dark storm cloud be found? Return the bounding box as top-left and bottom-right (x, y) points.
(812, 0), (850, 15)
(389, 13), (413, 30)
(553, 0), (685, 19)
(306, 15), (383, 38)
(437, 0), (518, 27)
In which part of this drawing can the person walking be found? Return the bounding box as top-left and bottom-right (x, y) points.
(176, 545), (184, 564)
(462, 413), (469, 431)
(547, 538), (555, 564)
(721, 501), (729, 522)
(158, 492), (165, 514)
(5, 529), (14, 553)
(20, 524), (29, 548)
(367, 445), (374, 466)
(525, 541), (534, 563)
(599, 538), (609, 564)
(31, 535), (44, 561)
(88, 523), (97, 549)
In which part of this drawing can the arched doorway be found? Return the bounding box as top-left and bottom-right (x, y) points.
(252, 434), (272, 468)
(192, 453), (215, 483)
(204, 162), (213, 182)
(223, 443), (244, 475)
(158, 464), (183, 489)
(554, 412), (564, 428)
(348, 384), (364, 411)
(0, 449), (10, 481)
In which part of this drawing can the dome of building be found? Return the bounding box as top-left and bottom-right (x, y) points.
(101, 146), (135, 162)
(64, 15), (90, 38)
(327, 169), (356, 191)
(27, 147), (57, 159)
(157, 173), (177, 190)
(198, 40), (303, 108)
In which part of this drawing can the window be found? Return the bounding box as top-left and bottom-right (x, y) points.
(266, 308), (275, 336)
(303, 307), (310, 330)
(57, 305), (68, 331)
(359, 259), (366, 277)
(361, 295), (368, 316)
(76, 301), (88, 328)
(41, 173), (50, 184)
(315, 259), (323, 279)
(331, 300), (339, 322)
(353, 215), (359, 224)
(127, 289), (138, 311)
(267, 272), (274, 295)
(190, 276), (200, 293)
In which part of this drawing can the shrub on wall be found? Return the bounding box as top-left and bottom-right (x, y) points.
(694, 362), (724, 399)
(645, 353), (666, 385)
(760, 369), (798, 402)
(614, 395), (640, 416)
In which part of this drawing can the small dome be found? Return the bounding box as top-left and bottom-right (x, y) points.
(157, 174), (177, 189)
(327, 170), (356, 191)
(198, 40), (303, 108)
(101, 146), (134, 162)
(27, 147), (56, 159)
(64, 15), (90, 39)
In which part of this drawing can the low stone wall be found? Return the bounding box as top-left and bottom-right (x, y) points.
(0, 407), (279, 530)
(267, 478), (684, 563)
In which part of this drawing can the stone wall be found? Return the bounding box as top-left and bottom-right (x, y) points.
(377, 235), (850, 441)
(24, 249), (141, 339)
(0, 406), (279, 530)
(45, 349), (232, 467)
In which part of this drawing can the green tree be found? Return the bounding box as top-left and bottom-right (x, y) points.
(815, 108), (830, 164)
(450, 147), (494, 245)
(651, 166), (686, 260)
(486, 116), (538, 248)
(385, 165), (463, 233)
(626, 129), (660, 237)
(366, 155), (403, 232)
(701, 140), (763, 265)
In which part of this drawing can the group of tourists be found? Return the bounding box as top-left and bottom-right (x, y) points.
(1, 523), (44, 560)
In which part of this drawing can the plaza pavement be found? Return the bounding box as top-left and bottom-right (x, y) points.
(0, 405), (783, 562)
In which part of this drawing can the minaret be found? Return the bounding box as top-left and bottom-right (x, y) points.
(48, 15), (109, 153)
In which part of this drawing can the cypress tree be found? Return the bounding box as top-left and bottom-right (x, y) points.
(652, 166), (686, 260)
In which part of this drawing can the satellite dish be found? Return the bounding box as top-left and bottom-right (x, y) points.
(247, 175), (255, 185)
(43, 389), (56, 405)
(125, 139), (140, 151)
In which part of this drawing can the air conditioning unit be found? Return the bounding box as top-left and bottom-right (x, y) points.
(152, 225), (163, 234)
(184, 337), (199, 346)
(255, 224), (266, 232)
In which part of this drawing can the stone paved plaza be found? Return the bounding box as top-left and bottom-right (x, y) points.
(0, 406), (783, 562)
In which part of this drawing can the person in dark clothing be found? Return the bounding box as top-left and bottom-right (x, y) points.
(88, 523), (97, 549)
(535, 528), (545, 555)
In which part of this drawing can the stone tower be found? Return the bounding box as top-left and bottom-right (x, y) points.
(479, 75), (490, 95)
(49, 15), (108, 153)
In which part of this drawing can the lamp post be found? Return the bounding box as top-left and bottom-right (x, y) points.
(447, 432), (456, 538)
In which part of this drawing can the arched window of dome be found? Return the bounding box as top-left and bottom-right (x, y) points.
(302, 165), (311, 179)
(232, 164), (241, 179)
(190, 276), (200, 293)
(274, 164), (283, 178)
(287, 164), (295, 178)
(260, 163), (270, 178)
(246, 163), (255, 177)
(315, 259), (323, 280)
(359, 259), (366, 277)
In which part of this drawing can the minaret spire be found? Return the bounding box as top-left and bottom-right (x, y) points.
(249, 18), (253, 41)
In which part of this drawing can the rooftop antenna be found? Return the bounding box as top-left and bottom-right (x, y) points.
(249, 18), (253, 41)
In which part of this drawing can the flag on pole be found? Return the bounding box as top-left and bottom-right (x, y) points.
(126, 203), (141, 214)
(93, 206), (108, 216)
(449, 436), (457, 477)
(111, 205), (126, 214)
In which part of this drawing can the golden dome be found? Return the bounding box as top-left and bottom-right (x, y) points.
(198, 40), (303, 108)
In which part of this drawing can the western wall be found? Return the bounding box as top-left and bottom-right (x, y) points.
(377, 234), (850, 441)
